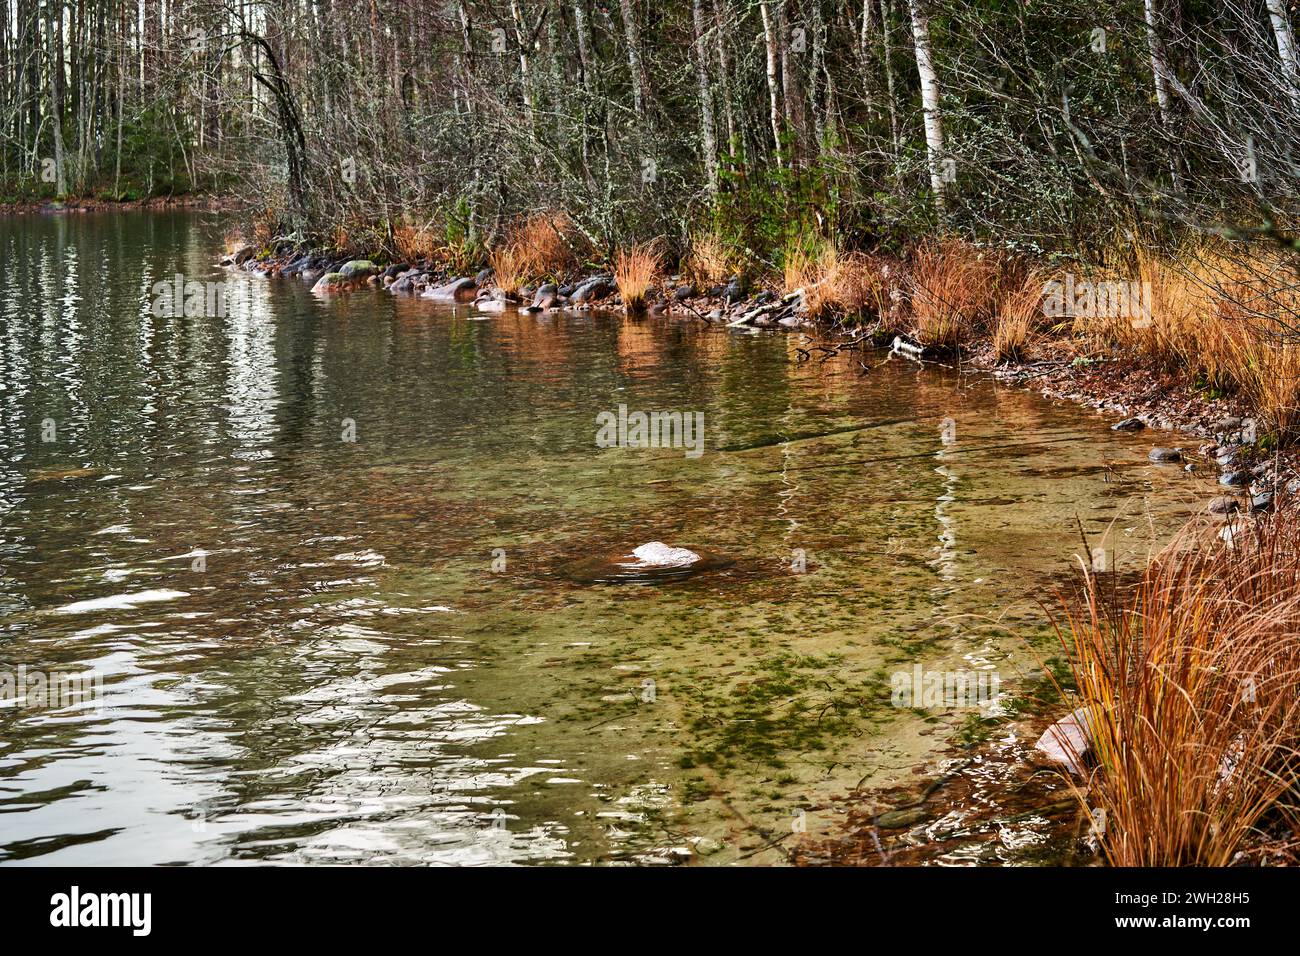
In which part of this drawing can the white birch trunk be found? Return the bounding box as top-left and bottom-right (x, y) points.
(906, 0), (946, 212)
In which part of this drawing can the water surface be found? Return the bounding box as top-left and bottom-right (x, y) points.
(0, 212), (1199, 864)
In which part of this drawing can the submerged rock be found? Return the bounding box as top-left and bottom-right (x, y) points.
(874, 806), (931, 830)
(1148, 447), (1182, 463)
(564, 541), (732, 585)
(1111, 417), (1145, 432)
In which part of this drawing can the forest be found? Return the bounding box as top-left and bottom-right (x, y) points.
(2, 0), (1297, 262)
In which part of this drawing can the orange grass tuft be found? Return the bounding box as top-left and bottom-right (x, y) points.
(614, 240), (663, 312)
(1054, 514), (1300, 866)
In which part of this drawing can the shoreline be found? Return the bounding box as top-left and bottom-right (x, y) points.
(0, 193), (229, 216)
(226, 238), (1298, 519)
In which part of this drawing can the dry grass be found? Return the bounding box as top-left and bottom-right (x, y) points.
(1055, 515), (1300, 866)
(685, 231), (736, 286)
(486, 211), (584, 294)
(614, 240), (663, 312)
(991, 272), (1043, 362)
(251, 212), (278, 249)
(488, 242), (529, 297)
(222, 229), (249, 255)
(781, 240), (887, 321)
(1060, 240), (1300, 442)
(908, 240), (1003, 350)
(512, 211), (581, 276)
(1223, 323), (1300, 439)
(391, 219), (440, 262)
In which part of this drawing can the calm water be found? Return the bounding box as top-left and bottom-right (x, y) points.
(0, 212), (1200, 865)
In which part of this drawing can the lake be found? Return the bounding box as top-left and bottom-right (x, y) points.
(0, 211), (1197, 864)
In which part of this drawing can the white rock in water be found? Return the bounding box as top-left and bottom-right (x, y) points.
(1033, 706), (1097, 776)
(627, 541), (700, 568)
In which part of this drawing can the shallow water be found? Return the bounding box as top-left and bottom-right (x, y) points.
(0, 212), (1202, 865)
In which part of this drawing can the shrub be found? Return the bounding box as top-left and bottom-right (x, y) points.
(1053, 515), (1300, 866)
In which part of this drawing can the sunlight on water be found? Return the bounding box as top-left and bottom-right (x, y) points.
(0, 212), (1202, 865)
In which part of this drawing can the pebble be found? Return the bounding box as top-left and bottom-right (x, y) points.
(1208, 495), (1240, 515)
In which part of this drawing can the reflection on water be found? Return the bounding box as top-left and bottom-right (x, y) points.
(0, 212), (1199, 865)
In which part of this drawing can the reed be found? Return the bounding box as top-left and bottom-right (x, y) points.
(614, 240), (663, 312)
(1054, 514), (1300, 866)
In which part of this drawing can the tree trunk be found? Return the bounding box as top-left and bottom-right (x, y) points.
(617, 0), (646, 120)
(760, 2), (782, 162)
(48, 1), (66, 195)
(906, 0), (946, 213)
(691, 0), (718, 193)
(1265, 0), (1299, 107)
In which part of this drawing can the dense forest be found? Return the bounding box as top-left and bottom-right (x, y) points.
(2, 0), (1298, 261)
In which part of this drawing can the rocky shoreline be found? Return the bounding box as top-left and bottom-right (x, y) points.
(1, 194), (228, 216)
(223, 241), (1299, 517)
(220, 242), (820, 330)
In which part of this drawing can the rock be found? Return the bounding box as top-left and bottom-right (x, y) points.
(231, 245), (255, 265)
(564, 543), (732, 585)
(778, 315), (802, 328)
(706, 284), (724, 297)
(473, 292), (509, 313)
(754, 290), (776, 305)
(874, 806), (930, 830)
(301, 269), (322, 285)
(423, 277), (478, 302)
(1220, 470), (1249, 486)
(1208, 495), (1240, 515)
(1214, 417), (1242, 434)
(693, 837), (723, 856)
(1220, 518), (1247, 548)
(628, 542), (699, 567)
(529, 282), (560, 311)
(1111, 417), (1145, 432)
(1216, 445), (1240, 466)
(650, 303), (667, 314)
(389, 275), (417, 294)
(382, 263), (410, 279)
(571, 276), (614, 304)
(1148, 447), (1182, 463)
(338, 259), (380, 280)
(722, 276), (746, 304)
(476, 267), (495, 287)
(1034, 706), (1097, 776)
(311, 271), (348, 293)
(673, 284), (696, 301)
(1250, 491), (1275, 513)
